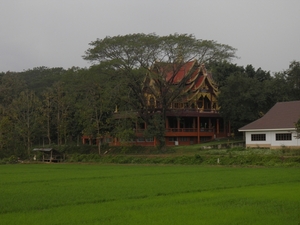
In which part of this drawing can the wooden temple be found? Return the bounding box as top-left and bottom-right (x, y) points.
(83, 60), (230, 146)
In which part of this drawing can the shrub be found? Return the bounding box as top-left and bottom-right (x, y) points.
(0, 155), (18, 164)
(193, 154), (204, 164)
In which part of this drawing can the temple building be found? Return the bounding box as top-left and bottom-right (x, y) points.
(83, 60), (230, 146)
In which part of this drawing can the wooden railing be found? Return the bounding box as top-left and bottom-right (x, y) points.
(169, 108), (218, 113)
(136, 128), (215, 133)
(166, 128), (214, 133)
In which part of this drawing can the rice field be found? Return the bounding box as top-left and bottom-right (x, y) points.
(1, 164), (300, 225)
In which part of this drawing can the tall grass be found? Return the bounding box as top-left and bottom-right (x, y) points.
(1, 164), (300, 225)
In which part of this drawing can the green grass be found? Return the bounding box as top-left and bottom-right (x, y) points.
(1, 164), (300, 225)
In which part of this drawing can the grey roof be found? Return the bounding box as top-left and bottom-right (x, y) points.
(239, 101), (300, 131)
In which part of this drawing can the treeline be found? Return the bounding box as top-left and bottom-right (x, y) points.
(0, 65), (123, 158)
(212, 60), (300, 131)
(0, 60), (299, 158)
(0, 33), (299, 158)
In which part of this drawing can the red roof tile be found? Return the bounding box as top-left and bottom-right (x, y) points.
(165, 61), (195, 84)
(186, 67), (200, 84)
(191, 75), (205, 91)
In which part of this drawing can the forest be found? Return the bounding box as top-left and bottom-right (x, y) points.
(0, 33), (299, 158)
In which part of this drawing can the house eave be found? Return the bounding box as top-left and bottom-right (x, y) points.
(239, 128), (296, 132)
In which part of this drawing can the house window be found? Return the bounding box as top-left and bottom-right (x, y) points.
(251, 134), (266, 141)
(276, 133), (292, 141)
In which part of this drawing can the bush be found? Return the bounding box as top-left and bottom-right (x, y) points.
(49, 150), (300, 166)
(0, 155), (18, 164)
(67, 153), (101, 162)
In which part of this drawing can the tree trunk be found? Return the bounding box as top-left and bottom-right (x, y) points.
(98, 139), (101, 155)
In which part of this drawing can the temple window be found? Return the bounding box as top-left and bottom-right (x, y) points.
(149, 97), (155, 107)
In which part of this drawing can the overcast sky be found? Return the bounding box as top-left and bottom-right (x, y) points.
(1, 0), (299, 73)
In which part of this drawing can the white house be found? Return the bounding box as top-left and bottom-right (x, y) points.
(239, 101), (300, 149)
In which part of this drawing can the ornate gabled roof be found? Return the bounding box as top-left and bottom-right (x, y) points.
(239, 101), (300, 131)
(149, 60), (218, 96)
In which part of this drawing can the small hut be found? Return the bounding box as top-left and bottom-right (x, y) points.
(32, 148), (63, 162)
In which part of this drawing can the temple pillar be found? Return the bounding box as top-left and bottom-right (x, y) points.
(166, 117), (169, 129)
(210, 94), (213, 111)
(197, 116), (200, 144)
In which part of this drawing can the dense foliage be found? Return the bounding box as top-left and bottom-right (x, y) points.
(0, 33), (299, 158)
(210, 60), (300, 132)
(0, 67), (120, 158)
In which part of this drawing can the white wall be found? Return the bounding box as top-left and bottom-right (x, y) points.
(245, 130), (299, 148)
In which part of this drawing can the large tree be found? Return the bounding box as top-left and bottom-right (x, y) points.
(217, 64), (273, 132)
(9, 90), (42, 156)
(208, 60), (244, 87)
(74, 66), (118, 153)
(83, 33), (237, 148)
(48, 81), (71, 147)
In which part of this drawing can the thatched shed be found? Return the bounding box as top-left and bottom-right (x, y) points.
(32, 148), (63, 162)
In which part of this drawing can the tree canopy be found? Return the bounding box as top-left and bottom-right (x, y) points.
(83, 33), (237, 68)
(217, 61), (300, 132)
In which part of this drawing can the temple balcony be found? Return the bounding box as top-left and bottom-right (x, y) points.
(135, 128), (217, 137)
